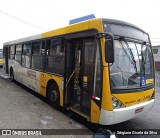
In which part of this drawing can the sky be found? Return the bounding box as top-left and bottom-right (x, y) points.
(0, 0), (160, 48)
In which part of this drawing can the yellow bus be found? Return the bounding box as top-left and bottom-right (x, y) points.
(3, 17), (155, 125)
(0, 49), (3, 67)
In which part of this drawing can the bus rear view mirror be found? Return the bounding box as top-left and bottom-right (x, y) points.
(105, 33), (114, 63)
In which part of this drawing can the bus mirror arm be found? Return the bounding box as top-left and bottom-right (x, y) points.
(96, 32), (115, 64)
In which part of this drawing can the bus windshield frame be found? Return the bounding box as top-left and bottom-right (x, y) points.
(103, 20), (149, 42)
(110, 39), (154, 90)
(103, 21), (154, 92)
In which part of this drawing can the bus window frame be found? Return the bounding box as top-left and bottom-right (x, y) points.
(32, 41), (42, 55)
(44, 37), (65, 76)
(9, 45), (15, 60)
(15, 44), (22, 65)
(22, 42), (32, 69)
(109, 36), (155, 94)
(31, 40), (43, 71)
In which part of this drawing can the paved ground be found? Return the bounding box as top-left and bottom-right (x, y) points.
(0, 68), (92, 138)
(0, 67), (160, 138)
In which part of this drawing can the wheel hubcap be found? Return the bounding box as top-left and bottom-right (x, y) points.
(51, 90), (57, 102)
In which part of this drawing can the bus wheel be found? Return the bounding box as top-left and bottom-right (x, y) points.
(10, 68), (14, 81)
(47, 83), (60, 107)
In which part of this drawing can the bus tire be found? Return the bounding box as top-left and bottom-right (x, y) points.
(10, 68), (14, 81)
(47, 83), (60, 107)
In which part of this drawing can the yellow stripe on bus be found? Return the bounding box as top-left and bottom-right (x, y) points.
(112, 88), (154, 107)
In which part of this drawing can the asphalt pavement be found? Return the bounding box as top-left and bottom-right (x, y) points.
(0, 68), (92, 138)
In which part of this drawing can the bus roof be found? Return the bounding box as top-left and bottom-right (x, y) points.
(4, 18), (102, 46)
(4, 18), (147, 46)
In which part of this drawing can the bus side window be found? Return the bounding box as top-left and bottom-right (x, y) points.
(31, 41), (42, 70)
(46, 40), (51, 56)
(15, 44), (22, 65)
(41, 41), (45, 70)
(45, 39), (51, 71)
(22, 43), (31, 68)
(41, 41), (45, 55)
(45, 39), (65, 75)
(10, 45), (15, 59)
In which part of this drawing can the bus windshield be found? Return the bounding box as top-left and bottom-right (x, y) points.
(110, 40), (154, 89)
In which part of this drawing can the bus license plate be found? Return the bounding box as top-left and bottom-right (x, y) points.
(135, 107), (144, 114)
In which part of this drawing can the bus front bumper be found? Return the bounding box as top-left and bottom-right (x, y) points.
(99, 99), (154, 125)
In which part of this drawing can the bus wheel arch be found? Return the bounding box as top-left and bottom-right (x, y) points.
(10, 67), (14, 81)
(46, 80), (60, 107)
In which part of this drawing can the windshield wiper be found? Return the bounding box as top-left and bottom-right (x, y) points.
(120, 41), (132, 63)
(140, 43), (147, 76)
(120, 38), (138, 74)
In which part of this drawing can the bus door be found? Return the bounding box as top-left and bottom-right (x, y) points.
(80, 39), (96, 115)
(64, 40), (75, 107)
(64, 38), (97, 116)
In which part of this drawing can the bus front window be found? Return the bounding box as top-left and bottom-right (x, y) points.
(110, 40), (154, 89)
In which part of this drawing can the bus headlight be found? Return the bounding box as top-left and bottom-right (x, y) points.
(112, 96), (125, 109)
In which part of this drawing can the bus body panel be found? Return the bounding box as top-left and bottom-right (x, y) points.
(41, 18), (103, 38)
(39, 72), (64, 106)
(99, 99), (154, 125)
(90, 99), (101, 123)
(9, 60), (64, 106)
(89, 19), (113, 111)
(13, 61), (23, 83)
(22, 68), (40, 93)
(102, 65), (113, 111)
(112, 88), (154, 107)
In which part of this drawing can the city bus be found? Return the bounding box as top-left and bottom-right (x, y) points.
(0, 49), (3, 67)
(3, 17), (155, 125)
